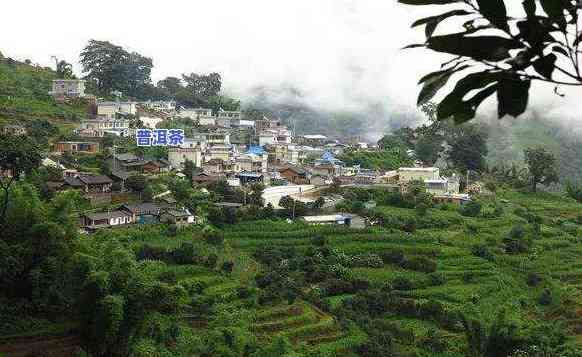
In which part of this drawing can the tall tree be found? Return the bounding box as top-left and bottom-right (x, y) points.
(80, 40), (153, 98)
(181, 72), (222, 107)
(401, 0), (582, 123)
(156, 76), (183, 99)
(0, 135), (42, 228)
(524, 146), (558, 192)
(447, 124), (488, 172)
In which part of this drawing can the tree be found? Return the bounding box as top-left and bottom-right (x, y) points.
(401, 0), (582, 123)
(415, 135), (442, 165)
(126, 175), (147, 193)
(448, 124), (488, 172)
(80, 40), (153, 97)
(181, 72), (222, 107)
(524, 147), (558, 192)
(0, 135), (42, 228)
(377, 134), (409, 151)
(56, 60), (75, 79)
(156, 76), (183, 100)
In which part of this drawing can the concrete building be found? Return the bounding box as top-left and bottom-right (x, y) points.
(80, 118), (129, 131)
(178, 108), (213, 119)
(49, 79), (86, 99)
(54, 141), (99, 154)
(140, 100), (176, 111)
(168, 148), (203, 169)
(207, 132), (230, 145)
(1, 124), (27, 136)
(398, 167), (440, 184)
(97, 101), (138, 119)
(236, 153), (268, 173)
(207, 145), (231, 162)
(301, 214), (352, 226)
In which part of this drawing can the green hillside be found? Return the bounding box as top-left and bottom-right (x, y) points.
(0, 54), (89, 125)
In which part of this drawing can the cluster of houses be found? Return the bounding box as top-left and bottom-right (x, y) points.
(1, 79), (472, 231)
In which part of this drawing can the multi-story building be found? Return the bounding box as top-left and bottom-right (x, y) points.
(97, 101), (138, 119)
(49, 79), (86, 99)
(1, 124), (27, 136)
(207, 145), (231, 162)
(236, 153), (268, 173)
(140, 100), (176, 111)
(54, 141), (99, 154)
(206, 132), (230, 145)
(169, 148), (203, 169)
(180, 134), (207, 151)
(80, 118), (130, 131)
(178, 108), (213, 119)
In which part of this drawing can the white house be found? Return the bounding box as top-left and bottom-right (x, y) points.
(49, 79), (86, 98)
(178, 108), (213, 119)
(141, 100), (176, 111)
(97, 101), (138, 119)
(168, 148), (203, 169)
(140, 116), (164, 129)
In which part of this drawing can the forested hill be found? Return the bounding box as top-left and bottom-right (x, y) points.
(487, 117), (582, 184)
(0, 53), (89, 124)
(242, 85), (419, 140)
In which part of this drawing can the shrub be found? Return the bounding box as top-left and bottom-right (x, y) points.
(381, 249), (405, 265)
(166, 224), (178, 237)
(429, 272), (446, 286)
(466, 223), (479, 235)
(462, 271), (474, 283)
(459, 200), (482, 217)
(391, 276), (415, 291)
(352, 253), (384, 268)
(205, 253), (218, 269)
(311, 235), (327, 247)
(471, 244), (494, 261)
(527, 273), (542, 287)
(415, 202), (429, 217)
(493, 204), (504, 217)
(503, 225), (531, 254)
(538, 289), (552, 306)
(203, 228), (224, 246)
(403, 218), (417, 233)
(401, 256), (437, 273)
(158, 271), (177, 284)
(136, 244), (169, 262)
(221, 261), (234, 275)
(171, 242), (197, 265)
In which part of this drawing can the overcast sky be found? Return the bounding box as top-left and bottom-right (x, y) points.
(2, 0), (582, 129)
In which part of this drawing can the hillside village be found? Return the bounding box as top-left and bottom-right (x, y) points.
(1, 77), (469, 233)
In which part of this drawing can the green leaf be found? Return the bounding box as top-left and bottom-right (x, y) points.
(402, 44), (426, 50)
(399, 0), (462, 5)
(517, 20), (556, 49)
(417, 65), (470, 105)
(497, 77), (531, 118)
(411, 10), (472, 27)
(411, 10), (473, 39)
(552, 46), (569, 57)
(437, 71), (501, 121)
(540, 0), (567, 28)
(532, 54), (557, 79)
(476, 0), (509, 32)
(508, 50), (534, 70)
(428, 33), (521, 61)
(522, 0), (536, 18)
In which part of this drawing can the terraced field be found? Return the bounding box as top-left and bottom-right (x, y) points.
(253, 301), (366, 355)
(218, 190), (582, 355)
(76, 189), (582, 355)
